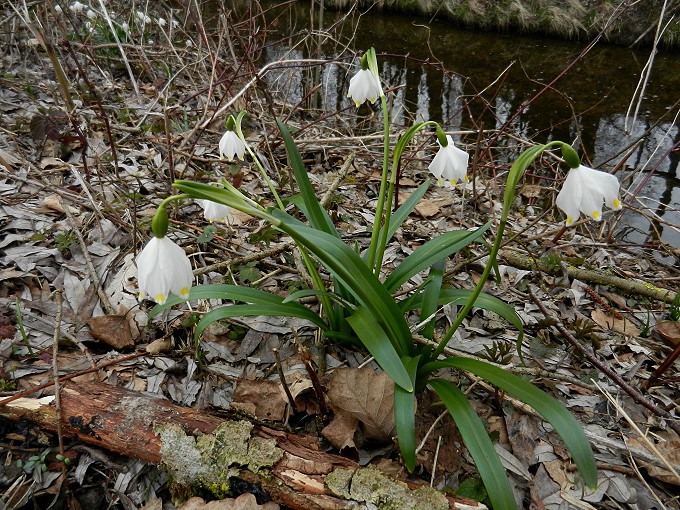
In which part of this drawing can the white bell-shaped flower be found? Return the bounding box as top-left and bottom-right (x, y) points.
(137, 236), (193, 304)
(555, 164), (622, 226)
(200, 200), (234, 223)
(428, 135), (469, 185)
(218, 130), (245, 161)
(348, 69), (382, 107)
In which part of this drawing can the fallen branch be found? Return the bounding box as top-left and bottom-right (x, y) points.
(503, 250), (677, 303)
(1, 381), (484, 510)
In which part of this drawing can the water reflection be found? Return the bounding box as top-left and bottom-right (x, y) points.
(253, 2), (679, 253)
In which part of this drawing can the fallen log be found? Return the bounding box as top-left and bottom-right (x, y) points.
(1, 381), (485, 510)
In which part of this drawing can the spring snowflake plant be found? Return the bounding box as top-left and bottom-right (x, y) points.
(148, 48), (598, 509)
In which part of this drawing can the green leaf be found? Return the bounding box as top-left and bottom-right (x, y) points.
(271, 208), (413, 357)
(419, 260), (445, 339)
(403, 287), (524, 351)
(423, 358), (597, 488)
(394, 355), (419, 470)
(149, 284), (327, 331)
(429, 379), (516, 510)
(277, 120), (338, 237)
(346, 306), (413, 391)
(384, 223), (491, 294)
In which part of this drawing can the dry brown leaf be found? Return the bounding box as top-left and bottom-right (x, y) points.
(627, 432), (680, 486)
(321, 409), (358, 450)
(591, 309), (640, 336)
(86, 315), (134, 349)
(656, 320), (680, 345)
(178, 494), (279, 510)
(326, 367), (395, 443)
(232, 379), (287, 421)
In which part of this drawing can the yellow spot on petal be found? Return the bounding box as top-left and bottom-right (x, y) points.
(369, 97), (376, 102)
(613, 199), (621, 209)
(464, 175), (469, 182)
(180, 287), (189, 298)
(437, 178), (442, 185)
(450, 179), (457, 185)
(138, 291), (144, 299)
(155, 294), (167, 304)
(566, 216), (574, 226)
(592, 211), (601, 220)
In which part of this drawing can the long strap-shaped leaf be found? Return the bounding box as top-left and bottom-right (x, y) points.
(271, 208), (413, 357)
(393, 356), (420, 470)
(277, 119), (338, 238)
(383, 222), (491, 294)
(422, 358), (597, 488)
(346, 307), (413, 391)
(429, 379), (516, 510)
(402, 288), (524, 345)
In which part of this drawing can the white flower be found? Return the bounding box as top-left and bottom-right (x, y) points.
(86, 9), (96, 19)
(555, 164), (622, 226)
(69, 1), (86, 12)
(200, 200), (234, 223)
(136, 236), (193, 304)
(348, 69), (382, 106)
(428, 135), (469, 185)
(55, 5), (63, 13)
(157, 17), (167, 27)
(218, 130), (245, 161)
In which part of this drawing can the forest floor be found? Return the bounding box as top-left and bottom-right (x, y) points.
(1, 2), (680, 510)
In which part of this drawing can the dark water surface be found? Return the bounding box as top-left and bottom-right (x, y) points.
(234, 2), (680, 252)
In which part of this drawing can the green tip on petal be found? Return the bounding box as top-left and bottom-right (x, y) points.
(151, 204), (169, 238)
(561, 144), (581, 169)
(225, 115), (236, 131)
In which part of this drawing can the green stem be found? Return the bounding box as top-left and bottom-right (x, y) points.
(431, 141), (566, 359)
(366, 94), (391, 273)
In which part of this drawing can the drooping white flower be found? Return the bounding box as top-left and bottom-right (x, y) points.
(555, 164), (622, 226)
(86, 9), (96, 19)
(348, 69), (382, 107)
(218, 130), (246, 161)
(70, 1), (86, 12)
(136, 236), (193, 304)
(428, 135), (469, 185)
(200, 200), (234, 223)
(157, 17), (167, 27)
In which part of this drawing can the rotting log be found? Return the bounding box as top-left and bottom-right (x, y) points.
(1, 381), (485, 510)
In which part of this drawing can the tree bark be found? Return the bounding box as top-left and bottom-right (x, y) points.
(1, 381), (485, 510)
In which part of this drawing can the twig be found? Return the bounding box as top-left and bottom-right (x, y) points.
(0, 352), (146, 407)
(59, 198), (116, 315)
(291, 329), (328, 419)
(50, 290), (66, 470)
(273, 348), (298, 415)
(528, 286), (680, 436)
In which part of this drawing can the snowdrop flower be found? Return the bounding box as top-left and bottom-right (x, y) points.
(219, 116), (246, 161)
(157, 17), (167, 27)
(86, 9), (96, 19)
(348, 51), (382, 107)
(70, 1), (86, 13)
(428, 134), (469, 185)
(200, 200), (234, 223)
(136, 10), (152, 24)
(555, 164), (622, 226)
(137, 236), (193, 304)
(54, 4), (63, 13)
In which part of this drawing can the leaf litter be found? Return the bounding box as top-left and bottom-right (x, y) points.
(0, 2), (679, 510)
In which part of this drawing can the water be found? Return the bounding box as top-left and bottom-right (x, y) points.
(232, 2), (680, 254)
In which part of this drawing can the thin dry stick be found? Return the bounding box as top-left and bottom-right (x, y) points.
(528, 286), (680, 436)
(51, 290), (66, 467)
(0, 352), (146, 407)
(430, 435), (443, 487)
(416, 410), (448, 455)
(273, 348), (297, 415)
(59, 199), (116, 315)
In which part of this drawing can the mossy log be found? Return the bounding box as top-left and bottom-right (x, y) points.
(1, 381), (485, 510)
(501, 250), (677, 303)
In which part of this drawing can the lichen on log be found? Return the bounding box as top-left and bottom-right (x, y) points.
(155, 421), (283, 486)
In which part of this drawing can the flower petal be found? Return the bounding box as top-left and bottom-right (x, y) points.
(218, 130), (246, 161)
(137, 236), (193, 304)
